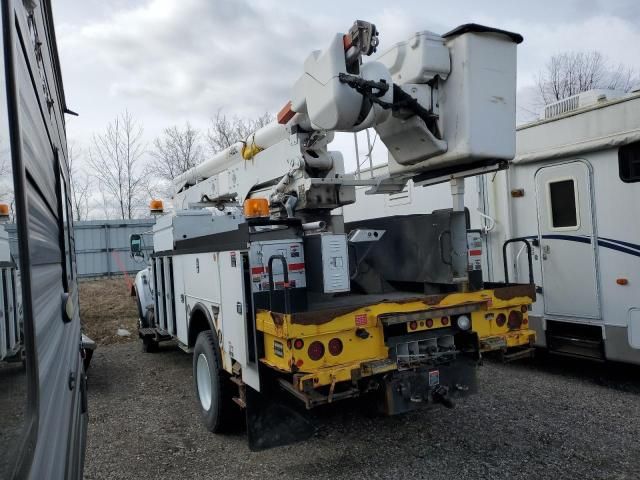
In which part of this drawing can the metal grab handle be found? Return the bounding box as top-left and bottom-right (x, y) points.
(267, 255), (290, 314)
(438, 230), (452, 266)
(502, 238), (534, 285)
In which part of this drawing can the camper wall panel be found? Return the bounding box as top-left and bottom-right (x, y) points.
(15, 17), (76, 479)
(590, 150), (640, 329)
(503, 164), (545, 319)
(7, 1), (86, 477)
(15, 23), (58, 211)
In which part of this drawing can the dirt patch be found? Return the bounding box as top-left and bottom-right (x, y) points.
(80, 278), (139, 345)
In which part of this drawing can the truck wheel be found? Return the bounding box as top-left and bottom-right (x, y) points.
(193, 330), (238, 433)
(142, 336), (158, 353)
(134, 287), (148, 329)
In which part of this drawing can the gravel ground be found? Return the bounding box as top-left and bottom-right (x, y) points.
(84, 342), (640, 480)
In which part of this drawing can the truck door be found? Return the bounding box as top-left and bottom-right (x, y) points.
(534, 161), (600, 319)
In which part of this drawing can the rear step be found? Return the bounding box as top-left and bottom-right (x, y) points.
(501, 347), (535, 362)
(546, 320), (604, 361)
(547, 335), (605, 361)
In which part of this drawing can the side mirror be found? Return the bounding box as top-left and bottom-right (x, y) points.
(130, 234), (144, 260)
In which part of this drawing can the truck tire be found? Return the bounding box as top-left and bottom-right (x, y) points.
(142, 336), (158, 353)
(193, 330), (239, 433)
(134, 287), (145, 328)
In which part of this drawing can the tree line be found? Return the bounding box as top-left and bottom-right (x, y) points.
(69, 110), (271, 221)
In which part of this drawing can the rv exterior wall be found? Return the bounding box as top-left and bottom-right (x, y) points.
(483, 94), (640, 363)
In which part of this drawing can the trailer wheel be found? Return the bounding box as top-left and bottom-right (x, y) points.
(193, 330), (238, 433)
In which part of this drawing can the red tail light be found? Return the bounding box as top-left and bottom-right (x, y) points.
(409, 321), (418, 330)
(508, 310), (523, 330)
(308, 341), (324, 361)
(426, 318), (434, 328)
(328, 338), (343, 356)
(521, 305), (528, 313)
(496, 313), (506, 327)
(523, 317), (529, 325)
(293, 338), (304, 350)
(441, 317), (449, 326)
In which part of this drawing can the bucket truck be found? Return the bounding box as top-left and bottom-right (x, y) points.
(131, 20), (533, 450)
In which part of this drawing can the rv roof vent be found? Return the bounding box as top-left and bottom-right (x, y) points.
(544, 89), (626, 119)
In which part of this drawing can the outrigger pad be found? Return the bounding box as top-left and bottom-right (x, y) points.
(246, 387), (315, 451)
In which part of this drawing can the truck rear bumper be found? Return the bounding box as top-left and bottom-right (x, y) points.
(277, 355), (478, 415)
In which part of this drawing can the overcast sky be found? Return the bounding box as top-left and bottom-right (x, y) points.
(53, 0), (640, 173)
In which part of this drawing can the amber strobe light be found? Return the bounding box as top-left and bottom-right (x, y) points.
(243, 198), (269, 218)
(149, 199), (164, 214)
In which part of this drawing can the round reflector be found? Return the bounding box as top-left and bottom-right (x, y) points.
(308, 341), (324, 361)
(328, 338), (343, 356)
(409, 321), (418, 330)
(496, 313), (507, 327)
(426, 318), (434, 328)
(441, 317), (449, 326)
(293, 338), (304, 350)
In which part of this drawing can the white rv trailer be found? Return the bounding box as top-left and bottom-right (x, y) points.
(344, 89), (640, 364)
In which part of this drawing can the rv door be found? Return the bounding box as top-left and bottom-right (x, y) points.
(534, 161), (600, 319)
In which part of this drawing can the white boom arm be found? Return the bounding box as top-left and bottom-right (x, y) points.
(173, 21), (522, 218)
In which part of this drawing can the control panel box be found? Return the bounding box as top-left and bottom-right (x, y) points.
(304, 234), (350, 294)
(248, 240), (307, 293)
(248, 239), (308, 313)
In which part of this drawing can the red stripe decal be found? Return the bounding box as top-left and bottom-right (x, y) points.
(469, 249), (482, 256)
(288, 263), (305, 271)
(251, 266), (265, 274)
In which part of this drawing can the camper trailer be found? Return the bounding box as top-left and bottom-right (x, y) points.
(345, 89), (640, 365)
(0, 0), (88, 478)
(488, 90), (640, 364)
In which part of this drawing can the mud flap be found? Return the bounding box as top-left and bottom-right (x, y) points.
(245, 387), (315, 451)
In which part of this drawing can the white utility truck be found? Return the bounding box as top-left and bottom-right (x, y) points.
(131, 21), (529, 450)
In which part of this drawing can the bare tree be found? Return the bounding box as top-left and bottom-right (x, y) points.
(88, 110), (147, 219)
(206, 110), (272, 155)
(148, 122), (203, 181)
(68, 143), (91, 222)
(536, 51), (638, 105)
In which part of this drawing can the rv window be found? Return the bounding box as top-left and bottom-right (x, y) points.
(619, 141), (640, 183)
(548, 179), (578, 229)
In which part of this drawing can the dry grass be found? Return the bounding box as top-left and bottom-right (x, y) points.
(79, 278), (139, 345)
